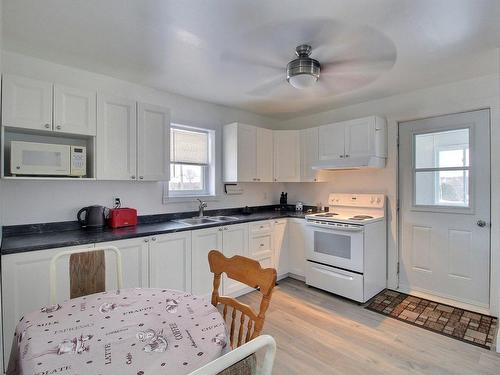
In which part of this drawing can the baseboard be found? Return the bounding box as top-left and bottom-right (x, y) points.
(285, 273), (305, 282)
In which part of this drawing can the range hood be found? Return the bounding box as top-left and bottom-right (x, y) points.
(312, 156), (386, 170)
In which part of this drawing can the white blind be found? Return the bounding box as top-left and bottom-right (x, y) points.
(170, 127), (209, 165)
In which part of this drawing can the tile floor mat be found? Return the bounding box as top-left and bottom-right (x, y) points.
(366, 289), (497, 349)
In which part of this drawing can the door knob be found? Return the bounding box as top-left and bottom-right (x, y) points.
(477, 220), (487, 227)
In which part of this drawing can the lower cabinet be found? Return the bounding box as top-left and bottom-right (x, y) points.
(1, 244), (93, 371)
(96, 237), (149, 289)
(287, 219), (310, 277)
(191, 227), (223, 299)
(191, 224), (249, 299)
(249, 221), (274, 268)
(149, 232), (192, 292)
(272, 219), (288, 278)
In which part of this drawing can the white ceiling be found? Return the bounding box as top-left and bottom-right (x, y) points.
(3, 0), (500, 119)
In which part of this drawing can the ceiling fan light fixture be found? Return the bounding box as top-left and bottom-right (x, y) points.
(286, 44), (320, 89)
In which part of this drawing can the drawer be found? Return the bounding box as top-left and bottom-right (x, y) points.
(250, 220), (272, 234)
(305, 261), (364, 302)
(249, 233), (272, 260)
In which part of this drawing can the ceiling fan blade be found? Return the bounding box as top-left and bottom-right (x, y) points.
(246, 74), (287, 96)
(221, 49), (283, 71)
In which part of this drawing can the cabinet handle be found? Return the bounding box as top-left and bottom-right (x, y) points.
(260, 225), (264, 229)
(144, 238), (149, 243)
(260, 243), (264, 247)
(139, 176), (144, 180)
(131, 175), (136, 179)
(44, 123), (50, 129)
(345, 154), (350, 158)
(224, 227), (228, 231)
(218, 228), (223, 231)
(340, 155), (344, 158)
(56, 125), (62, 130)
(314, 178), (317, 182)
(152, 237), (156, 241)
(274, 178), (277, 181)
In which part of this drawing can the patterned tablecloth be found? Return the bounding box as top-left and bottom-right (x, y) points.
(7, 288), (229, 375)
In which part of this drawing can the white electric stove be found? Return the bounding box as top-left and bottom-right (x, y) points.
(304, 193), (387, 303)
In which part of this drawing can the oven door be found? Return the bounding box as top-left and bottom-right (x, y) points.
(306, 223), (364, 273)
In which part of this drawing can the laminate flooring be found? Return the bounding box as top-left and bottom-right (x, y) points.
(237, 278), (500, 374)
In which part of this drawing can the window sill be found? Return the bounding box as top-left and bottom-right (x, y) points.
(163, 194), (220, 204)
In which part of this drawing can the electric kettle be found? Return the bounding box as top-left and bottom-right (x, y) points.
(77, 205), (107, 228)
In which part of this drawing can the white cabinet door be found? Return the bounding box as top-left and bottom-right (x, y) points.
(300, 127), (321, 182)
(272, 219), (288, 277)
(96, 238), (149, 289)
(287, 219), (309, 277)
(1, 245), (92, 368)
(221, 223), (249, 296)
(344, 117), (375, 159)
(237, 124), (258, 182)
(149, 232), (192, 292)
(97, 94), (137, 180)
(192, 227), (223, 298)
(273, 130), (300, 182)
(2, 74), (53, 131)
(256, 127), (273, 182)
(137, 103), (170, 181)
(54, 84), (96, 135)
(318, 122), (345, 160)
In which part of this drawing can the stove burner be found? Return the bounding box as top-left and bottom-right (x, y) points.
(349, 215), (374, 220)
(315, 213), (339, 217)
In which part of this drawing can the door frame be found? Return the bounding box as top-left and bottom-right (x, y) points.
(396, 108), (493, 315)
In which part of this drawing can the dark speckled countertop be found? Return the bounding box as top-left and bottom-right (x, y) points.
(1, 206), (309, 255)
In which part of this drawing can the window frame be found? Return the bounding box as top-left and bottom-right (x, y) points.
(410, 126), (475, 214)
(167, 124), (215, 198)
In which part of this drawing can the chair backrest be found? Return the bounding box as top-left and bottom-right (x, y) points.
(50, 246), (123, 304)
(208, 250), (277, 349)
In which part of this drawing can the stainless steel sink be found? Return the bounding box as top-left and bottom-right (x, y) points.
(209, 216), (239, 222)
(174, 216), (240, 226)
(174, 217), (218, 226)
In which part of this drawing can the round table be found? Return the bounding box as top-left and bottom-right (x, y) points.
(7, 288), (229, 375)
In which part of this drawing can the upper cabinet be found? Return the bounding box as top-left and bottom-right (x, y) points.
(137, 103), (170, 181)
(273, 130), (300, 182)
(318, 116), (387, 169)
(97, 95), (170, 181)
(97, 95), (137, 180)
(54, 84), (97, 136)
(2, 75), (96, 136)
(223, 122), (273, 182)
(300, 127), (322, 182)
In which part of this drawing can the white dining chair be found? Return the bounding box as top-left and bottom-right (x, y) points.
(189, 334), (277, 375)
(49, 246), (123, 304)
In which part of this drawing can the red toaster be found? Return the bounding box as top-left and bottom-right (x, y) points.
(108, 208), (138, 228)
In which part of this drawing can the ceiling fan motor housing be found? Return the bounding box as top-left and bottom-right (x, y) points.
(286, 44), (321, 87)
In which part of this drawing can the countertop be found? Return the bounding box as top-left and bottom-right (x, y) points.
(1, 210), (307, 255)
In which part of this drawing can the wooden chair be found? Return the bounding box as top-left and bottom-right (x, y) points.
(49, 246), (123, 304)
(208, 250), (277, 349)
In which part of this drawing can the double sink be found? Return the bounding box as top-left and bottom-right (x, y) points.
(174, 216), (240, 226)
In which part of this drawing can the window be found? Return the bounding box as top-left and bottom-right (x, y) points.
(414, 128), (470, 207)
(169, 125), (213, 197)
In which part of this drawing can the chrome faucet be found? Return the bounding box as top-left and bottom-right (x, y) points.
(197, 198), (207, 217)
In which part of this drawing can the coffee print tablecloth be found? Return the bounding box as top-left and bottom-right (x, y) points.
(7, 288), (229, 375)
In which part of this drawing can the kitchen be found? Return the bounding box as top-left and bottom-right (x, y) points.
(1, 1), (500, 374)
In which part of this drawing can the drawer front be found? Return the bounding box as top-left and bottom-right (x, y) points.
(305, 261), (364, 302)
(250, 220), (272, 234)
(249, 233), (272, 260)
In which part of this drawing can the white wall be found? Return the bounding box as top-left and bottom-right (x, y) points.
(0, 51), (285, 225)
(279, 69), (500, 315)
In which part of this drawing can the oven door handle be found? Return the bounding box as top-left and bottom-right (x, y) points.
(306, 221), (364, 232)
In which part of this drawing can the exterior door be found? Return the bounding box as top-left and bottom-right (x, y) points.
(97, 94), (137, 180)
(137, 103), (170, 181)
(398, 109), (490, 308)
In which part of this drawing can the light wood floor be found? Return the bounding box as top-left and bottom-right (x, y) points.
(238, 278), (500, 375)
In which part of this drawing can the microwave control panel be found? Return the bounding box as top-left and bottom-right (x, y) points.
(70, 146), (87, 176)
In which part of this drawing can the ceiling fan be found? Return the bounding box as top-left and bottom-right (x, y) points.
(222, 19), (397, 97)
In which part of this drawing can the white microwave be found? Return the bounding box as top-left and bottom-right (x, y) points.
(10, 141), (86, 177)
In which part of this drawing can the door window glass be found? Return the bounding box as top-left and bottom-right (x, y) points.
(314, 232), (351, 259)
(414, 128), (470, 207)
